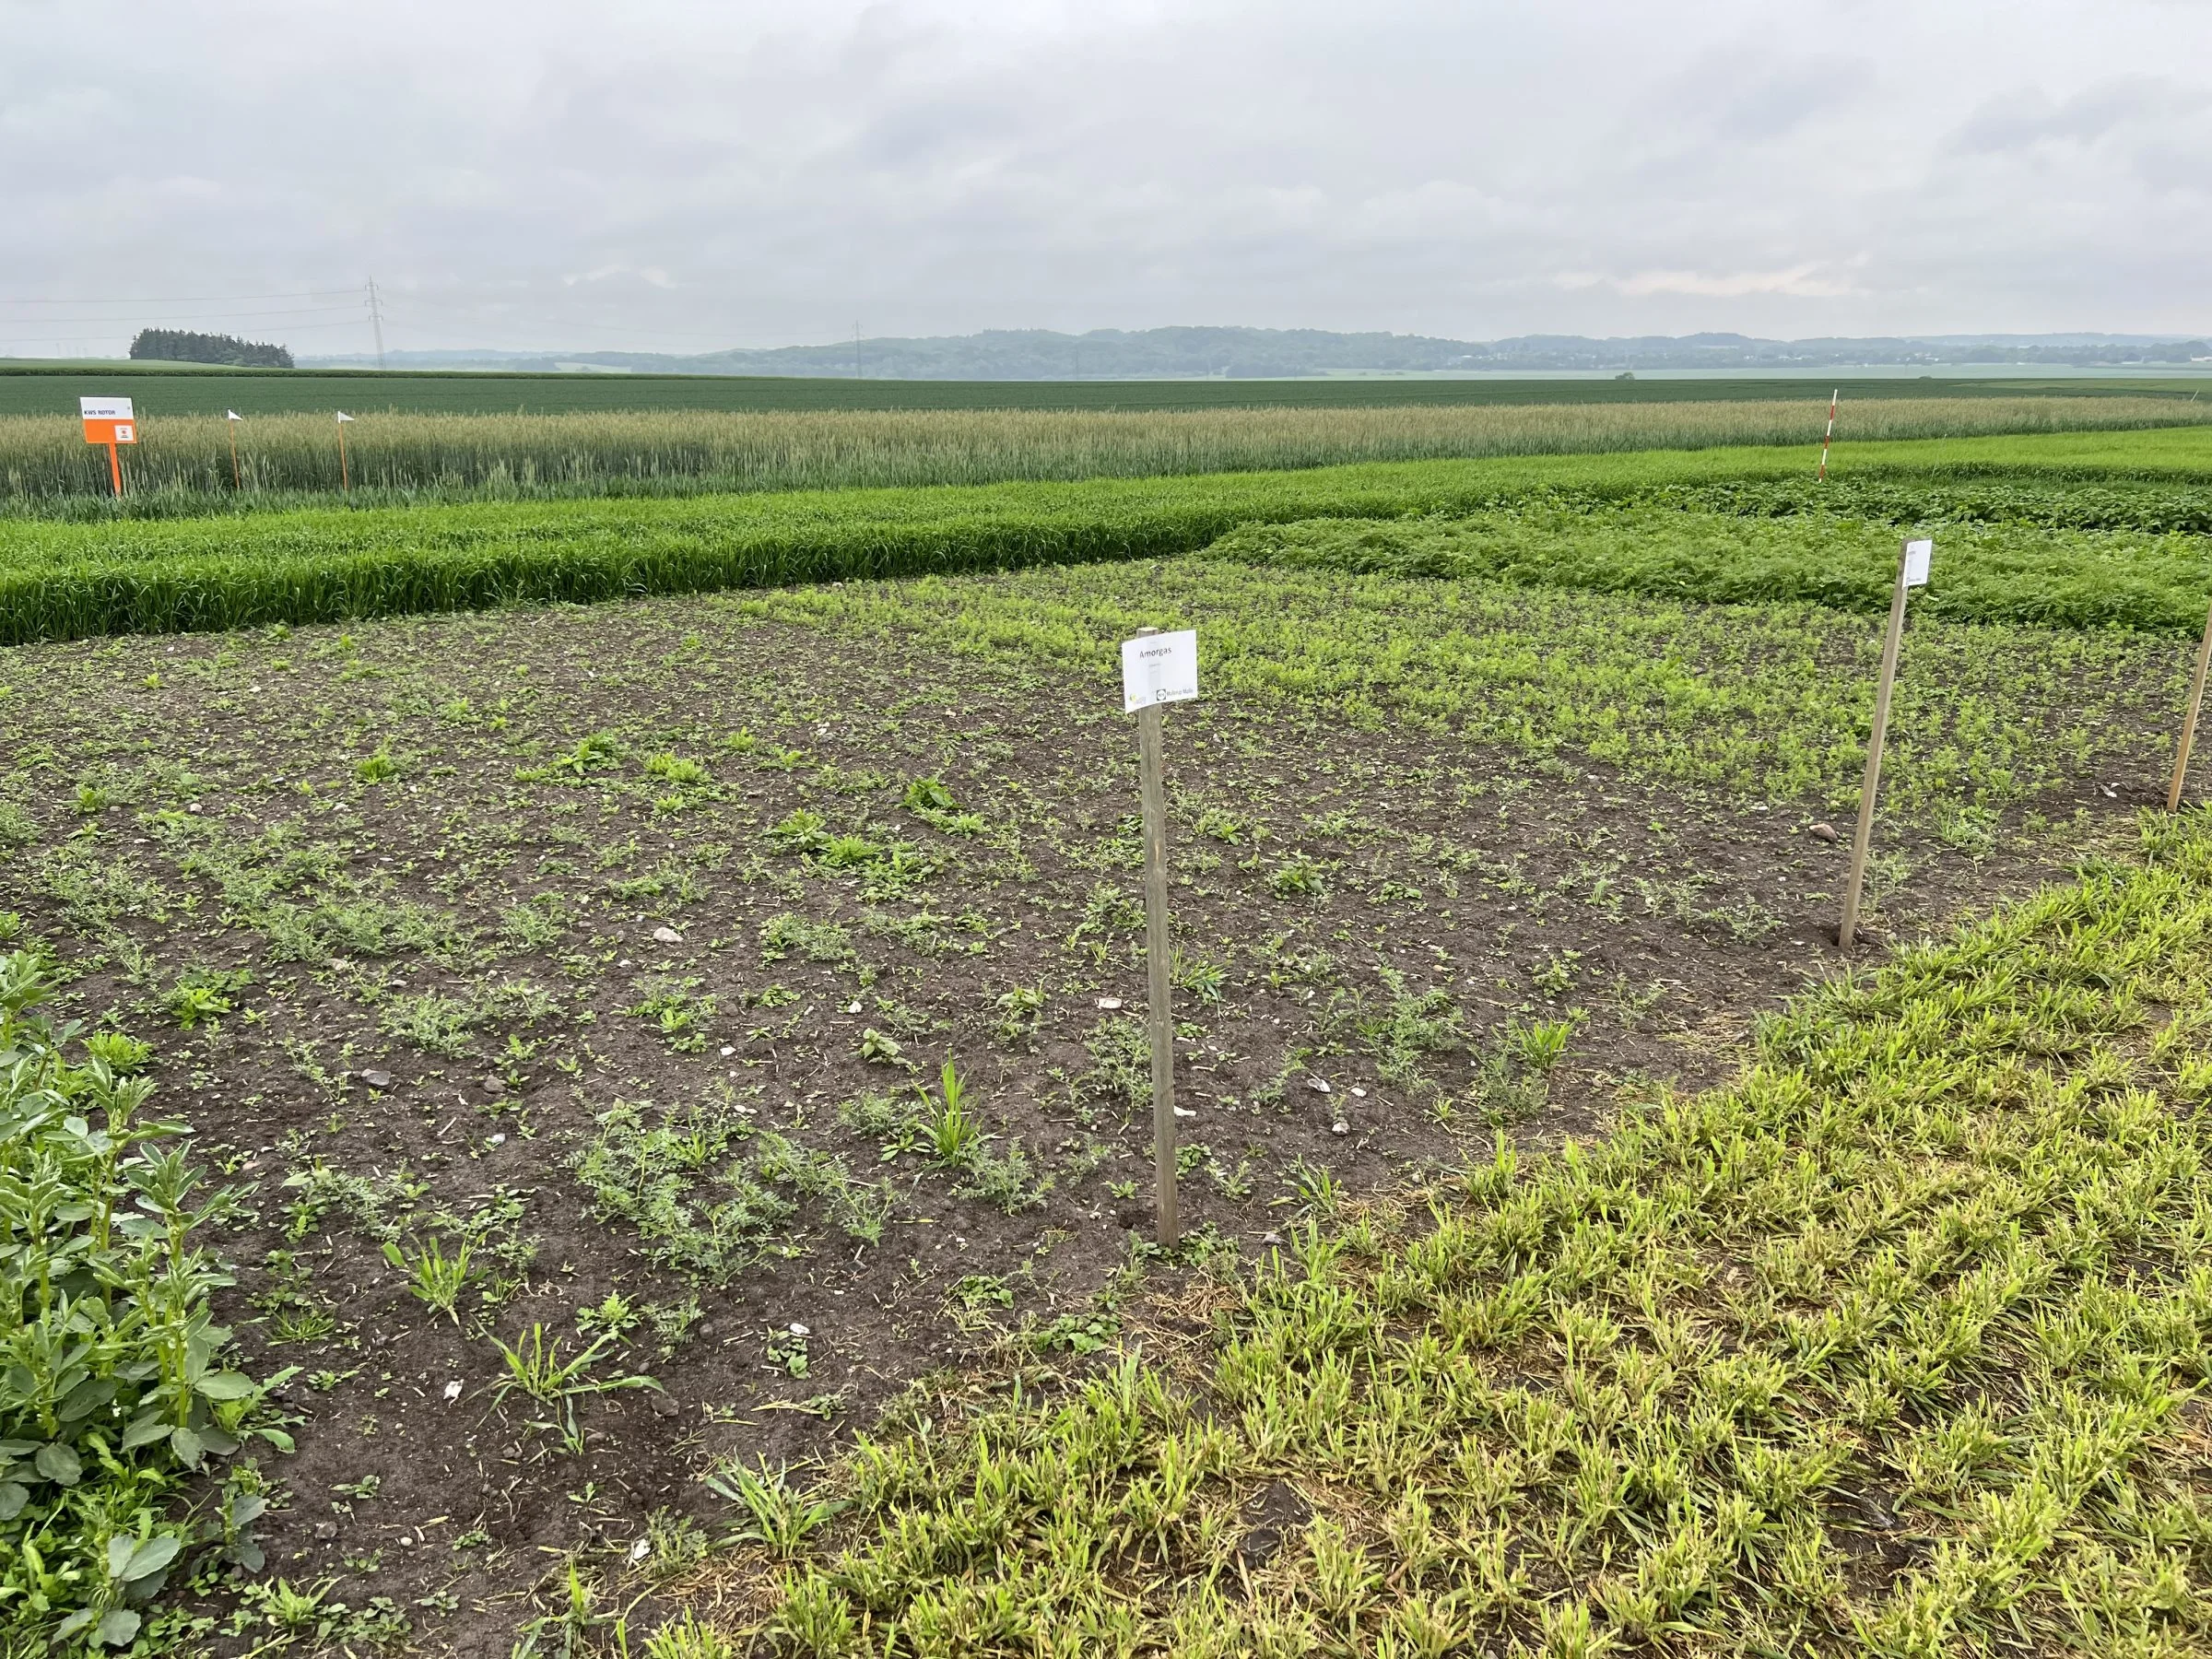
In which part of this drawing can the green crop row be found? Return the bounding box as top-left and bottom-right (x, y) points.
(3, 395), (2208, 519)
(731, 810), (2212, 1655)
(1661, 474), (2212, 536)
(734, 552), (2184, 818)
(1214, 505), (2212, 632)
(0, 429), (2209, 646)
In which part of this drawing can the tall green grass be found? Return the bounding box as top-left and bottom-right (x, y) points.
(6, 395), (2209, 518)
(0, 429), (2206, 646)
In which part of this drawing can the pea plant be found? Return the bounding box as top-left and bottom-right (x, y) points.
(0, 944), (277, 1649)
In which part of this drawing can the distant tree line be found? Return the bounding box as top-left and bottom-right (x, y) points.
(129, 329), (294, 369)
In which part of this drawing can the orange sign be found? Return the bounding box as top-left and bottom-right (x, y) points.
(80, 395), (137, 445)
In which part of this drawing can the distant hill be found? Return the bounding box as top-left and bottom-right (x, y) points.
(307, 326), (2212, 380)
(132, 329), (294, 370)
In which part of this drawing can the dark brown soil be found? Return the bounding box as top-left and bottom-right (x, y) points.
(0, 595), (2142, 1655)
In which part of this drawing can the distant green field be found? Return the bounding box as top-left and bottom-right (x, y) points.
(1, 361), (2206, 418)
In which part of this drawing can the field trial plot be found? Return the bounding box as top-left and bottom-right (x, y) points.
(0, 534), (2185, 1652)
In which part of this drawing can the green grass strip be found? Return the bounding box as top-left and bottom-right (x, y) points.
(0, 428), (2208, 645)
(736, 810), (2212, 1656)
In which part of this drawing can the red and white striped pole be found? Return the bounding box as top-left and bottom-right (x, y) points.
(1817, 388), (1838, 481)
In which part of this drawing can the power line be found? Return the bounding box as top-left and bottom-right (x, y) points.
(379, 312), (740, 346)
(377, 296), (747, 345)
(0, 288), (361, 305)
(7, 305), (367, 326)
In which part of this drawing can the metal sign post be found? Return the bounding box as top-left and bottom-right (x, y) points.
(1840, 537), (1931, 948)
(1121, 625), (1198, 1247)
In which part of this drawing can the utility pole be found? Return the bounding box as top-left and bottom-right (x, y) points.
(367, 277), (388, 371)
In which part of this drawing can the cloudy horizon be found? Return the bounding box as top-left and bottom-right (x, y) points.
(3, 0), (2206, 359)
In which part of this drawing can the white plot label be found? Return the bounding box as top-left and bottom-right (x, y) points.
(1902, 538), (1933, 588)
(79, 396), (134, 421)
(1122, 629), (1199, 713)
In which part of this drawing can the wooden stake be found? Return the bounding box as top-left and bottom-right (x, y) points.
(1134, 626), (1179, 1249)
(2169, 598), (2212, 812)
(337, 422), (350, 493)
(1840, 540), (1914, 949)
(227, 418), (241, 490)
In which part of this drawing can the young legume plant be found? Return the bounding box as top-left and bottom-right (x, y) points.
(0, 944), (276, 1649)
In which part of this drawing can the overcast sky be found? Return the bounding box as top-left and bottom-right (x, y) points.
(3, 0), (2206, 356)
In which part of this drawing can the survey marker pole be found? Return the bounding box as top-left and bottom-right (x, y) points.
(1123, 624), (1199, 1248)
(2167, 598), (2212, 812)
(1840, 536), (1931, 948)
(226, 410), (243, 490)
(335, 411), (355, 493)
(1818, 388), (1839, 482)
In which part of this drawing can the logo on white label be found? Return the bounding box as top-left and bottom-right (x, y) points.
(1121, 629), (1200, 713)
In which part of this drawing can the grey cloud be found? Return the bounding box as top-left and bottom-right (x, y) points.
(0, 0), (2207, 353)
(1950, 76), (2206, 154)
(1657, 50), (1881, 144)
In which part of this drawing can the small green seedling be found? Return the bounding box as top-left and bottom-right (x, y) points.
(382, 1234), (481, 1323)
(924, 1062), (982, 1165)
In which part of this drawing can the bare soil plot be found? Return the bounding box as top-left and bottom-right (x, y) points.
(0, 579), (2158, 1654)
